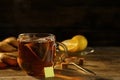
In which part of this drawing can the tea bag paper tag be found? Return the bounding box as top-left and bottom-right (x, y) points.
(44, 66), (55, 78)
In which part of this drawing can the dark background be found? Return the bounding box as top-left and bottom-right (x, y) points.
(0, 0), (120, 46)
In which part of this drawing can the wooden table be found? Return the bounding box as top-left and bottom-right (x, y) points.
(0, 47), (120, 80)
(84, 47), (120, 80)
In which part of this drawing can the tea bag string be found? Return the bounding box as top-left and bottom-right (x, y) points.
(42, 41), (50, 61)
(25, 44), (40, 59)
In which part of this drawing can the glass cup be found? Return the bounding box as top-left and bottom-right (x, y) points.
(17, 33), (67, 78)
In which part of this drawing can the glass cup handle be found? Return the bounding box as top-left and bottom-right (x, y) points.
(56, 42), (68, 63)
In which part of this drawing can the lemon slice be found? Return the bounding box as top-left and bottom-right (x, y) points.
(59, 39), (79, 53)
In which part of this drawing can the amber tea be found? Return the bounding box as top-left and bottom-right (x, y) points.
(17, 33), (56, 78)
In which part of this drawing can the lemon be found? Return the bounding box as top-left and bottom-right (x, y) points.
(72, 35), (88, 51)
(59, 35), (88, 53)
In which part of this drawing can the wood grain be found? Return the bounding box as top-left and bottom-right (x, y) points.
(0, 47), (119, 80)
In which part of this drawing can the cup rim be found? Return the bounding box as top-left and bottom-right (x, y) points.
(17, 33), (55, 42)
(19, 33), (54, 36)
(18, 33), (55, 37)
